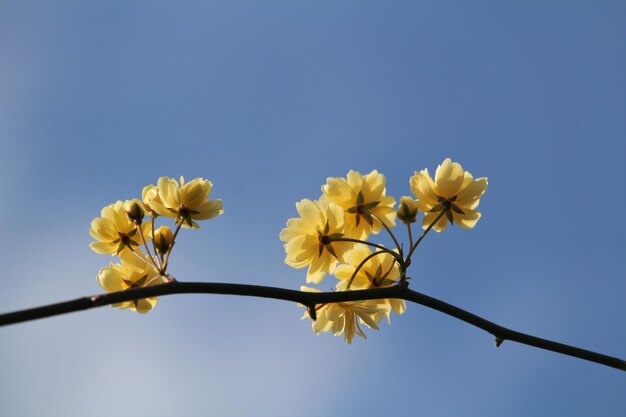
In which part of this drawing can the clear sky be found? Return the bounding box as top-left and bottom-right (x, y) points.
(1, 1), (625, 416)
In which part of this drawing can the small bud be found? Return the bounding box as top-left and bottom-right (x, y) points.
(397, 196), (418, 224)
(154, 226), (174, 255)
(124, 199), (145, 224)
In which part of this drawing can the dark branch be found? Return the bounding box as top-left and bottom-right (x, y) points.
(0, 281), (624, 372)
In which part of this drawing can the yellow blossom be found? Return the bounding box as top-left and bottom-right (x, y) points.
(410, 158), (488, 232)
(334, 246), (406, 323)
(89, 201), (152, 255)
(96, 252), (165, 313)
(321, 170), (396, 240)
(148, 176), (223, 229)
(300, 286), (389, 344)
(280, 199), (353, 284)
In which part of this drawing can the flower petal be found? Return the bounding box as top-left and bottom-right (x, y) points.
(158, 177), (181, 209)
(322, 177), (354, 206)
(456, 177), (488, 209)
(453, 208), (482, 229)
(192, 199), (223, 220)
(362, 170), (386, 202)
(296, 199), (323, 227)
(97, 266), (127, 292)
(422, 211), (448, 232)
(89, 241), (117, 255)
(89, 218), (118, 241)
(410, 170), (438, 210)
(182, 178), (212, 209)
(434, 158), (465, 198)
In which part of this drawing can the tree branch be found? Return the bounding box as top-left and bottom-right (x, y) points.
(0, 281), (624, 372)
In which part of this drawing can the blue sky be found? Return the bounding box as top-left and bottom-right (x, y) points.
(1, 1), (625, 416)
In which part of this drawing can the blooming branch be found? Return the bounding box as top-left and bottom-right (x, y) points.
(3, 160), (621, 373)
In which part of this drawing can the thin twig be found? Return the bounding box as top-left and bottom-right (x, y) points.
(367, 210), (402, 256)
(333, 237), (404, 265)
(0, 281), (623, 372)
(406, 208), (448, 261)
(137, 222), (160, 269)
(162, 222), (182, 272)
(346, 250), (388, 289)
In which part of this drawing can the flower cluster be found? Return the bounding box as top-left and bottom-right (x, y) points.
(281, 158), (487, 343)
(89, 176), (223, 313)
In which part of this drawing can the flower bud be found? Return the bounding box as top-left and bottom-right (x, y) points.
(154, 226), (174, 255)
(397, 196), (418, 224)
(124, 199), (145, 224)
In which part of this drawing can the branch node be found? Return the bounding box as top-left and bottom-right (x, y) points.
(307, 305), (317, 321)
(495, 337), (504, 348)
(90, 295), (102, 303)
(163, 275), (177, 283)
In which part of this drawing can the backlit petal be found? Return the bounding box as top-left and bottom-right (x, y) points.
(434, 158), (465, 198)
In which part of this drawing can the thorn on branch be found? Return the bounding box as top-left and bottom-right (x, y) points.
(495, 337), (504, 347)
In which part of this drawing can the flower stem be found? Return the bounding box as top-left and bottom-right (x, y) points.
(150, 216), (159, 266)
(405, 207), (449, 263)
(129, 247), (159, 272)
(144, 274), (167, 287)
(162, 223), (182, 273)
(367, 210), (402, 257)
(332, 237), (404, 265)
(346, 250), (389, 290)
(137, 222), (160, 270)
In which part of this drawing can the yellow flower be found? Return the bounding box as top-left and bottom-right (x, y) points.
(96, 252), (165, 313)
(334, 246), (406, 323)
(321, 170), (396, 239)
(149, 176), (223, 229)
(300, 286), (389, 344)
(89, 201), (152, 255)
(410, 158), (488, 232)
(280, 199), (353, 284)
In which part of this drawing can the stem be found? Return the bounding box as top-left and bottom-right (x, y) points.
(346, 250), (389, 290)
(129, 248), (158, 271)
(150, 216), (159, 266)
(406, 207), (449, 262)
(407, 223), (414, 251)
(144, 274), (169, 287)
(367, 210), (402, 256)
(332, 237), (403, 264)
(162, 223), (182, 273)
(0, 282), (623, 371)
(137, 222), (160, 269)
